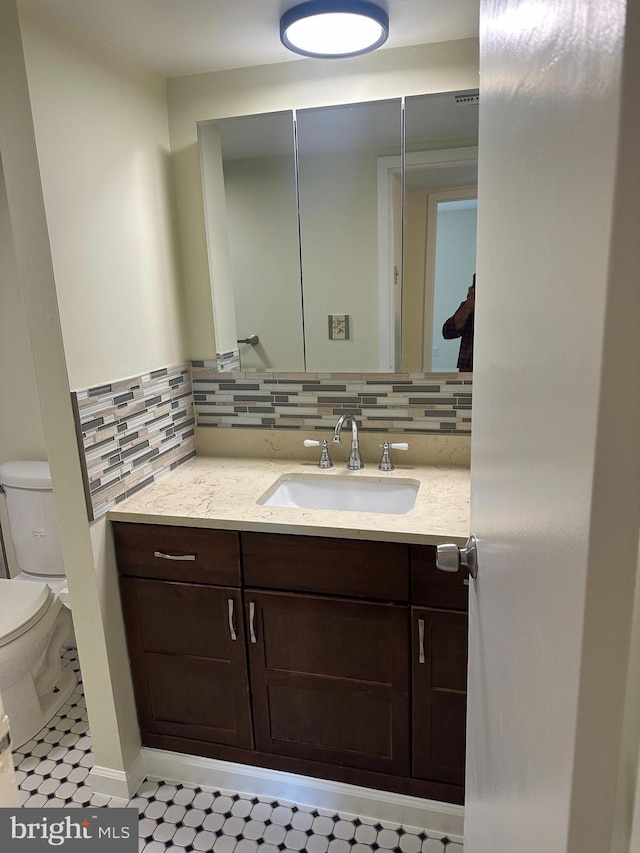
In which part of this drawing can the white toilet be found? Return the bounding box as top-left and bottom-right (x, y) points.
(0, 461), (76, 748)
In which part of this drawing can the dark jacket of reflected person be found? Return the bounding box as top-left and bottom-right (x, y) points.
(442, 275), (475, 372)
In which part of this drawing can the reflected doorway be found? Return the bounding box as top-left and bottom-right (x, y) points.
(383, 148), (478, 372)
(426, 191), (477, 371)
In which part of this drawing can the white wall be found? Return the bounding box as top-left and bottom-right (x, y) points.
(167, 39), (479, 360)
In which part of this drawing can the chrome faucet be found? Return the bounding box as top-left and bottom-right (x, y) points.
(332, 412), (364, 470)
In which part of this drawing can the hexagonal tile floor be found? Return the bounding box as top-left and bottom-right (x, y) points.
(13, 650), (463, 853)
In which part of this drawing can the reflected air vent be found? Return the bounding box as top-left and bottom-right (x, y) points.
(455, 93), (479, 106)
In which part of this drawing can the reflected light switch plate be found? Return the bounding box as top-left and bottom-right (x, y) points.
(328, 314), (349, 340)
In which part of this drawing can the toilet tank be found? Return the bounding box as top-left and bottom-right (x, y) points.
(0, 461), (64, 577)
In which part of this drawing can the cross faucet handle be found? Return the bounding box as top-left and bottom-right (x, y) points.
(378, 441), (410, 471)
(303, 439), (333, 469)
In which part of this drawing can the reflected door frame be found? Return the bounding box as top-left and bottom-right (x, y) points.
(377, 147), (479, 372)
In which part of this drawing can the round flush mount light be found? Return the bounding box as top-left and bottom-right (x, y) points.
(280, 0), (389, 59)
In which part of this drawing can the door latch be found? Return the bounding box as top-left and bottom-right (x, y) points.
(436, 534), (478, 580)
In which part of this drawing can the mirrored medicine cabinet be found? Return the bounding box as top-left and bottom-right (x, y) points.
(198, 89), (478, 374)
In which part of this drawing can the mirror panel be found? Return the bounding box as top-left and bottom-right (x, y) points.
(200, 111), (304, 370)
(296, 99), (402, 372)
(403, 93), (478, 372)
(198, 90), (478, 376)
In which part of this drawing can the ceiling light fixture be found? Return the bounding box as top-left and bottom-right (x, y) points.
(280, 1), (389, 59)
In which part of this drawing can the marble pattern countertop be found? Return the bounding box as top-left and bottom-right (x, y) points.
(108, 457), (470, 546)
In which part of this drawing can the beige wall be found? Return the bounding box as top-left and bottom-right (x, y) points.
(0, 160), (47, 576)
(219, 153), (304, 369)
(18, 1), (188, 391)
(167, 39), (479, 360)
(299, 150), (380, 371)
(0, 161), (46, 463)
(0, 0), (189, 780)
(198, 123), (238, 356)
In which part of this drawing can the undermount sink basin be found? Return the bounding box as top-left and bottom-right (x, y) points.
(258, 474), (419, 515)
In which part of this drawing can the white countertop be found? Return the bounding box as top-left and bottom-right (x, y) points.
(108, 456), (470, 546)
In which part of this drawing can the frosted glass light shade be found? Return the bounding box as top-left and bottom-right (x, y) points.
(280, 1), (389, 59)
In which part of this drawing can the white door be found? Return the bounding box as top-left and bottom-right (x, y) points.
(464, 1), (640, 850)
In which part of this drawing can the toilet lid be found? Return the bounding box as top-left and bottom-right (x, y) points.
(0, 460), (52, 490)
(0, 580), (52, 647)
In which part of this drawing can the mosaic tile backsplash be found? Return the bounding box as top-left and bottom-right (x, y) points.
(72, 362), (471, 519)
(72, 363), (196, 521)
(191, 363), (472, 435)
(217, 349), (241, 371)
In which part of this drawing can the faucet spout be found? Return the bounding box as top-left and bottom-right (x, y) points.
(332, 413), (364, 470)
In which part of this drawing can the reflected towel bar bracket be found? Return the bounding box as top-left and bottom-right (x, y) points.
(237, 335), (259, 346)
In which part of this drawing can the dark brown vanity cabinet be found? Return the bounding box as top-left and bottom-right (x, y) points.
(245, 591), (409, 776)
(411, 545), (469, 789)
(114, 523), (253, 749)
(411, 607), (468, 786)
(113, 523), (468, 805)
(242, 532), (411, 777)
(119, 578), (253, 748)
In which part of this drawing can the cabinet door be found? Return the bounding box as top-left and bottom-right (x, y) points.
(120, 578), (253, 748)
(245, 589), (409, 776)
(411, 545), (468, 611)
(412, 607), (467, 787)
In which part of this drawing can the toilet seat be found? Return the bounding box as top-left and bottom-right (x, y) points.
(13, 571), (68, 596)
(0, 579), (52, 648)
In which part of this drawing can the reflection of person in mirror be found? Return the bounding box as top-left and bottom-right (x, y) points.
(442, 274), (475, 372)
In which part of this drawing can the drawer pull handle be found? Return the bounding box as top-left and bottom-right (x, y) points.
(228, 598), (237, 641)
(418, 618), (426, 664)
(249, 602), (257, 644)
(153, 550), (196, 561)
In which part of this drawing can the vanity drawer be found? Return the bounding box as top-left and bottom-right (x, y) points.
(113, 522), (241, 586)
(411, 545), (468, 611)
(241, 532), (409, 602)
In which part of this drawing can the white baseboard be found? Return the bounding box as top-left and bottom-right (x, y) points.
(142, 748), (464, 842)
(88, 750), (146, 800)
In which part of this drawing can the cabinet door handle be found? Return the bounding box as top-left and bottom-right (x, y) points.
(228, 598), (237, 641)
(153, 550), (196, 561)
(418, 618), (426, 664)
(249, 602), (257, 644)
